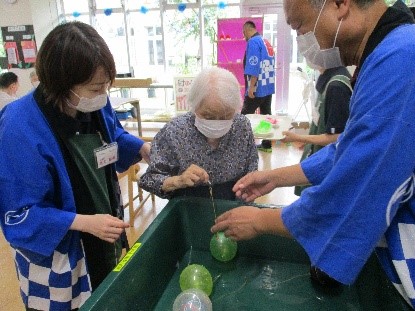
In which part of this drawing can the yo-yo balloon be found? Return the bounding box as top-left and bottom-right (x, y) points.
(179, 264), (213, 296)
(210, 231), (237, 262)
(173, 288), (212, 311)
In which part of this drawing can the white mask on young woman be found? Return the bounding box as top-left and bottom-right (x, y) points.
(296, 0), (343, 70)
(194, 116), (233, 139)
(67, 90), (108, 113)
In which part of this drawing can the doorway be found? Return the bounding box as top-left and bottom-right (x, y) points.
(241, 3), (312, 121)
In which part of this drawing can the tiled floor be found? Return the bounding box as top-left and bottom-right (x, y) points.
(0, 142), (303, 310)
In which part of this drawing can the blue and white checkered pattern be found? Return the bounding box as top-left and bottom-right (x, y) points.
(258, 58), (275, 87)
(376, 175), (415, 308)
(13, 242), (91, 310)
(377, 223), (415, 308)
(244, 35), (275, 98)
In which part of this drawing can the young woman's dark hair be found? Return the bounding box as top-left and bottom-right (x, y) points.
(36, 21), (116, 108)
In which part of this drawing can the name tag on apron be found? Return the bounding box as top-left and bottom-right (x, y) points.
(94, 142), (118, 169)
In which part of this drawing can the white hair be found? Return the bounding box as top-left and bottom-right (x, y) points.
(188, 67), (241, 113)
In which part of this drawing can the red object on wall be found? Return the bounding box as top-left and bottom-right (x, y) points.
(4, 41), (19, 67)
(217, 17), (263, 99)
(21, 40), (37, 64)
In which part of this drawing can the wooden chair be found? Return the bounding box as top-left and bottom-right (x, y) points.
(117, 163), (155, 227)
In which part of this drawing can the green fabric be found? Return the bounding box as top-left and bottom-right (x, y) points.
(295, 75), (351, 196)
(67, 134), (111, 212)
(66, 133), (122, 287)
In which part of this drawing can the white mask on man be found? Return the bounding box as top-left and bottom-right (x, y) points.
(67, 90), (108, 113)
(296, 0), (343, 70)
(195, 116), (233, 139)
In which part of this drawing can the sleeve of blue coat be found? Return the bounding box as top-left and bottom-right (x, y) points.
(0, 103), (76, 257)
(244, 39), (261, 77)
(282, 32), (415, 285)
(300, 142), (337, 186)
(101, 101), (144, 173)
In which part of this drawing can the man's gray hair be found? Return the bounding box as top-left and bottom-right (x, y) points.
(309, 0), (376, 9)
(188, 66), (241, 113)
(29, 70), (37, 78)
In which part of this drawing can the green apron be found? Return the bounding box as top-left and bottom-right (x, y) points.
(295, 75), (351, 196)
(67, 133), (122, 289)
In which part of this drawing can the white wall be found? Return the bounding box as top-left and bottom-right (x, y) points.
(28, 0), (59, 48)
(0, 0), (58, 96)
(242, 0), (283, 5)
(0, 0), (33, 26)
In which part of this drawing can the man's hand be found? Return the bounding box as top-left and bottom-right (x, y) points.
(211, 206), (291, 241)
(280, 130), (302, 143)
(232, 170), (277, 202)
(211, 206), (263, 240)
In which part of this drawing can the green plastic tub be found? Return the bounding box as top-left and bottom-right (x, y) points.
(80, 197), (411, 311)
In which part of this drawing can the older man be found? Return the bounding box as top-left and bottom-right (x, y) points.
(212, 0), (415, 308)
(241, 21), (276, 152)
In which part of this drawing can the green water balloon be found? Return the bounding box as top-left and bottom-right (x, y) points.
(210, 231), (237, 262)
(179, 264), (213, 296)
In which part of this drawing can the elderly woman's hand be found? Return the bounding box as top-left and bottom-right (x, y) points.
(178, 164), (209, 188)
(162, 164), (209, 192)
(139, 142), (151, 164)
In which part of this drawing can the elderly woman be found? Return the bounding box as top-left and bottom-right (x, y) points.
(139, 67), (258, 200)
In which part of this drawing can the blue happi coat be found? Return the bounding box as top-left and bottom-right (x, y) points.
(0, 92), (143, 310)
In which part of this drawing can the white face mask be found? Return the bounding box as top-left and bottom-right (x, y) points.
(32, 81), (40, 88)
(195, 116), (233, 139)
(296, 0), (343, 70)
(67, 90), (108, 113)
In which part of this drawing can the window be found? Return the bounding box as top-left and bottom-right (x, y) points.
(166, 0), (197, 3)
(128, 10), (164, 79)
(62, 1), (89, 14)
(96, 0), (122, 9)
(146, 26), (163, 66)
(95, 12), (129, 74)
(59, 0), (241, 77)
(201, 5), (240, 67)
(126, 0), (159, 10)
(58, 0), (308, 118)
(163, 7), (200, 76)
(0, 28), (6, 70)
(0, 29), (5, 58)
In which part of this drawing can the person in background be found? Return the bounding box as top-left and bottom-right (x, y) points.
(139, 67), (258, 200)
(0, 22), (150, 310)
(281, 66), (352, 195)
(29, 69), (39, 88)
(0, 71), (19, 109)
(212, 0), (415, 309)
(241, 20), (276, 153)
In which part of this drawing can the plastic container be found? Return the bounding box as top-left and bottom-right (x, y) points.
(80, 197), (412, 311)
